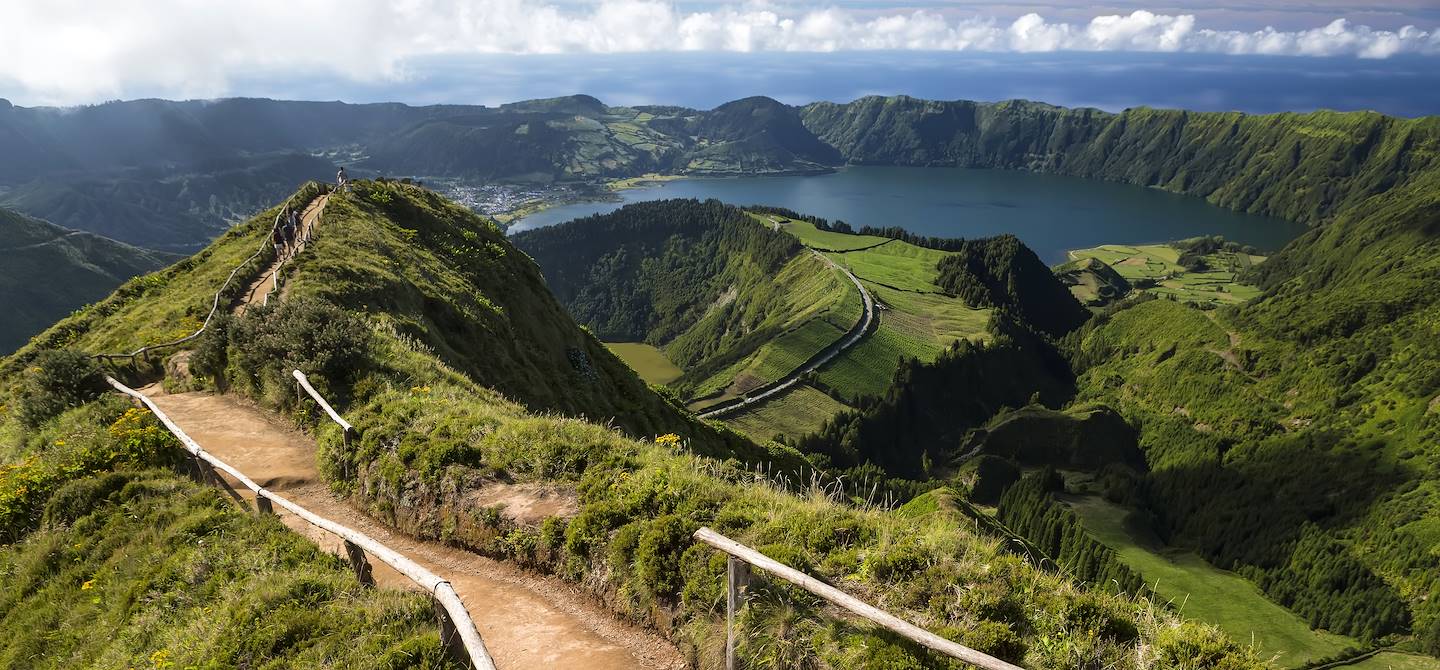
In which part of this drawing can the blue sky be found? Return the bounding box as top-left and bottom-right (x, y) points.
(1, 1), (1436, 114)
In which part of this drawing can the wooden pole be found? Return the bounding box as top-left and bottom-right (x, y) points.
(256, 493), (274, 515)
(694, 527), (1026, 670)
(344, 539), (376, 587)
(105, 376), (496, 670)
(726, 555), (750, 670)
(434, 596), (471, 668)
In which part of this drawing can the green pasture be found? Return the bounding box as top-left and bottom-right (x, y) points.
(1068, 243), (1268, 307)
(605, 342), (683, 385)
(1063, 495), (1358, 667)
(759, 214), (889, 251)
(725, 383), (853, 443)
(824, 241), (950, 292)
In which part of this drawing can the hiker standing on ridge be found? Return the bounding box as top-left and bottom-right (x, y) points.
(284, 207), (299, 250)
(272, 226), (286, 259)
(337, 167), (349, 192)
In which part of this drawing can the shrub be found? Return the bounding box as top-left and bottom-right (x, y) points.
(215, 297), (373, 404)
(636, 514), (694, 598)
(15, 349), (106, 427)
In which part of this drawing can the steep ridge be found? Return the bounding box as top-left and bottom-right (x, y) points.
(799, 96), (1440, 226)
(0, 207), (177, 354)
(0, 180), (1274, 668)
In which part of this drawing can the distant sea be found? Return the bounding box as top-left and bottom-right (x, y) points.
(250, 51), (1440, 118)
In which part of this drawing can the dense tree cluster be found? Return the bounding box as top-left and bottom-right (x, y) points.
(512, 198), (799, 344)
(796, 314), (1074, 479)
(998, 470), (1145, 595)
(934, 235), (1092, 337)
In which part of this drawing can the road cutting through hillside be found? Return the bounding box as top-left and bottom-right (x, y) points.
(698, 248), (875, 418)
(238, 194), (328, 313)
(136, 384), (685, 670)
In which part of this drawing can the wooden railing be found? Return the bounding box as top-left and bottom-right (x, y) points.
(107, 375), (496, 670)
(94, 184), (328, 363)
(693, 527), (1025, 670)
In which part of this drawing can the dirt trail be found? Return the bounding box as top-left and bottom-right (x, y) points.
(140, 384), (683, 670)
(238, 194), (328, 313)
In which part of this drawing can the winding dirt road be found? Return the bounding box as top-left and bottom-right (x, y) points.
(140, 385), (683, 670)
(699, 249), (875, 418)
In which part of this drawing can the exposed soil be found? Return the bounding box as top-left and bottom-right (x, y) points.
(469, 482), (580, 526)
(139, 384), (684, 670)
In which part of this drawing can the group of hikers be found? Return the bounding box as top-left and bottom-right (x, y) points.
(271, 205), (308, 259)
(270, 168), (348, 259)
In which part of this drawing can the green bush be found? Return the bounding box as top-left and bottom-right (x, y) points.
(635, 515), (694, 598)
(14, 349), (106, 427)
(201, 297), (372, 404)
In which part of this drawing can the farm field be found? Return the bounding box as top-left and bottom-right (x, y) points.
(823, 241), (949, 292)
(686, 253), (863, 402)
(725, 383), (854, 443)
(1346, 652), (1440, 670)
(1067, 243), (1267, 307)
(758, 213), (890, 251)
(1063, 494), (1358, 667)
(605, 342), (683, 385)
(814, 284), (989, 401)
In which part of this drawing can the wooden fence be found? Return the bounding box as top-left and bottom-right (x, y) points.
(94, 184), (328, 363)
(693, 526), (1025, 670)
(107, 375), (496, 670)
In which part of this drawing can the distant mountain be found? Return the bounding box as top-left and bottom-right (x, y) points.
(0, 153), (337, 250)
(0, 207), (176, 353)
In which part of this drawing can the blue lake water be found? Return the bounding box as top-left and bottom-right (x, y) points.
(508, 166), (1310, 263)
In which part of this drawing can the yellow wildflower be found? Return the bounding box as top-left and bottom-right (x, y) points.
(654, 433), (681, 446)
(81, 579), (95, 590)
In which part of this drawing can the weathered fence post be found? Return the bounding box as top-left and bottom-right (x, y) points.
(727, 555), (750, 670)
(255, 492), (274, 515)
(434, 595), (472, 668)
(343, 539), (376, 587)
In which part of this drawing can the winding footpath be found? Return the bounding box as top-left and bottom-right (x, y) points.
(238, 194), (328, 313)
(698, 249), (875, 419)
(138, 385), (683, 670)
(121, 190), (684, 669)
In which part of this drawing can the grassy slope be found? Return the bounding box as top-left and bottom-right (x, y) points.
(0, 398), (458, 670)
(1069, 171), (1440, 649)
(1064, 495), (1356, 667)
(725, 384), (853, 443)
(171, 184), (1258, 669)
(0, 207), (177, 354)
(684, 249), (859, 402)
(1068, 244), (1265, 307)
(811, 240), (991, 402)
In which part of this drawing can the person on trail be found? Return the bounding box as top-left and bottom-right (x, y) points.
(272, 227), (286, 258)
(284, 208), (299, 248)
(337, 167), (349, 191)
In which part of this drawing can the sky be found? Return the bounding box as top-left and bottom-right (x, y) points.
(1, 1), (1437, 115)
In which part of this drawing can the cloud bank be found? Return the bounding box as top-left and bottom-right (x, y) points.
(1, 0), (1437, 105)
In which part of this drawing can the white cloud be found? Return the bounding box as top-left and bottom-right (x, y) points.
(0, 1), (1435, 105)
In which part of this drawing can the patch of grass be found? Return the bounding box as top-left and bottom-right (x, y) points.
(765, 215), (889, 251)
(1063, 494), (1357, 667)
(824, 241), (950, 293)
(1068, 243), (1266, 307)
(725, 384), (853, 443)
(605, 342), (683, 385)
(0, 468), (459, 670)
(814, 284), (990, 402)
(1346, 651), (1440, 670)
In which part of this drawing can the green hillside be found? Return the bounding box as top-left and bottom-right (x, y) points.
(0, 208), (176, 354)
(0, 388), (462, 669)
(799, 96), (1440, 226)
(511, 200), (862, 405)
(1, 182), (1263, 669)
